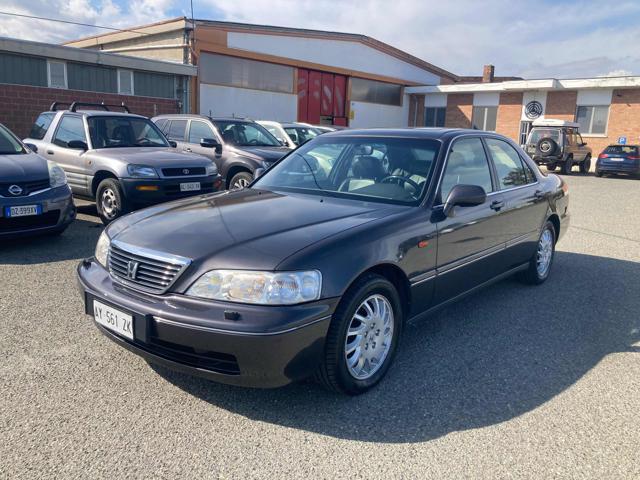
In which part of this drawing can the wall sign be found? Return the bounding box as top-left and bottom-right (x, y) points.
(618, 136), (627, 145)
(525, 101), (543, 119)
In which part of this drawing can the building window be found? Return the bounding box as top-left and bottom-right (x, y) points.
(199, 53), (294, 94)
(351, 78), (402, 106)
(118, 69), (134, 95)
(425, 107), (446, 127)
(47, 60), (67, 89)
(471, 106), (497, 131)
(576, 105), (609, 135)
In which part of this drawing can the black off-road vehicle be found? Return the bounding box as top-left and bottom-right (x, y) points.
(524, 120), (592, 174)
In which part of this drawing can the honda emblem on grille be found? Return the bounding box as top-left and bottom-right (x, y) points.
(126, 260), (139, 280)
(182, 168), (190, 175)
(8, 185), (23, 196)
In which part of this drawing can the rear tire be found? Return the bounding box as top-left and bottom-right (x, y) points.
(315, 273), (403, 395)
(546, 164), (557, 172)
(560, 156), (573, 175)
(518, 221), (556, 285)
(595, 170), (603, 177)
(96, 178), (128, 225)
(579, 154), (592, 173)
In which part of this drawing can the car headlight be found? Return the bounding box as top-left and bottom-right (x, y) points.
(95, 231), (111, 268)
(127, 164), (158, 178)
(186, 270), (322, 305)
(47, 161), (67, 188)
(205, 163), (218, 176)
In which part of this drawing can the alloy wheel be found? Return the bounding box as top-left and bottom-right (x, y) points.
(344, 294), (394, 380)
(232, 177), (251, 189)
(101, 188), (118, 219)
(536, 228), (554, 278)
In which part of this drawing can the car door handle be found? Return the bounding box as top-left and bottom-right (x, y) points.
(534, 190), (544, 199)
(490, 200), (504, 211)
(184, 148), (192, 153)
(47, 150), (54, 155)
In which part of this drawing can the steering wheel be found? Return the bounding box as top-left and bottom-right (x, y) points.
(247, 139), (260, 145)
(380, 175), (420, 192)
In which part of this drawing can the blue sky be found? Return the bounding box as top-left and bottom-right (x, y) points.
(0, 0), (638, 79)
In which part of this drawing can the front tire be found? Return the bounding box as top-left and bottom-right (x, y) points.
(316, 273), (403, 395)
(560, 156), (573, 175)
(579, 154), (592, 173)
(96, 178), (128, 225)
(518, 221), (556, 285)
(229, 171), (253, 190)
(546, 164), (557, 172)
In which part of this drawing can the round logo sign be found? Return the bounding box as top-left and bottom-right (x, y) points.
(525, 101), (543, 119)
(8, 184), (23, 196)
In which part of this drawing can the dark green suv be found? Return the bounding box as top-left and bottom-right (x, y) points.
(524, 120), (592, 174)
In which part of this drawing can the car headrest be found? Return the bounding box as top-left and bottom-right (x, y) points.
(447, 151), (467, 169)
(352, 155), (385, 180)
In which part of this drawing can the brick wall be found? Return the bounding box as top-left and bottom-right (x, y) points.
(0, 83), (179, 138)
(445, 93), (473, 128)
(545, 91), (577, 121)
(585, 88), (640, 154)
(496, 92), (523, 142)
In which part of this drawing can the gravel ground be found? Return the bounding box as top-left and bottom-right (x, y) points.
(1, 175), (639, 479)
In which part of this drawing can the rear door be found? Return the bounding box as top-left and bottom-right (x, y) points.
(186, 119), (223, 167)
(484, 137), (548, 266)
(433, 136), (509, 304)
(46, 114), (90, 195)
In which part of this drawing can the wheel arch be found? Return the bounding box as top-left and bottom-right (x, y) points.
(225, 164), (253, 189)
(91, 170), (119, 197)
(547, 213), (561, 243)
(352, 263), (412, 319)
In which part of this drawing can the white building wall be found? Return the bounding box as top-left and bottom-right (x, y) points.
(349, 100), (407, 128)
(576, 89), (613, 106)
(227, 32), (440, 85)
(424, 93), (447, 107)
(473, 92), (500, 106)
(199, 84), (297, 121)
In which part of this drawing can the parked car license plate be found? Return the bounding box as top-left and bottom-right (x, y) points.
(180, 182), (201, 192)
(93, 300), (134, 340)
(4, 205), (42, 217)
(609, 157), (624, 161)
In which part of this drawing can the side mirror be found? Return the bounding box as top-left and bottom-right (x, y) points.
(288, 133), (298, 145)
(254, 167), (265, 179)
(580, 142), (587, 147)
(168, 140), (177, 148)
(443, 184), (487, 217)
(67, 140), (88, 151)
(24, 143), (38, 153)
(200, 137), (220, 149)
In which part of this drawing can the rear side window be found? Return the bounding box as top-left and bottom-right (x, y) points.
(154, 118), (168, 134)
(188, 121), (215, 143)
(166, 120), (187, 141)
(440, 137), (493, 200)
(29, 113), (55, 140)
(486, 138), (530, 189)
(53, 115), (86, 148)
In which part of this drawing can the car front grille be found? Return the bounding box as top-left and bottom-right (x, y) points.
(161, 167), (206, 177)
(0, 178), (50, 197)
(108, 241), (191, 294)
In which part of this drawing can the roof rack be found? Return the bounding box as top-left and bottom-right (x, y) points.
(49, 101), (131, 113)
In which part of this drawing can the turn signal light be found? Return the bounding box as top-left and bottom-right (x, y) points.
(136, 185), (159, 191)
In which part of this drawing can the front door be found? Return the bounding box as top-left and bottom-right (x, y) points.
(433, 136), (509, 304)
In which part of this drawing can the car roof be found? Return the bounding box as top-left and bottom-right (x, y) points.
(153, 114), (255, 123)
(326, 127), (497, 140)
(48, 110), (147, 119)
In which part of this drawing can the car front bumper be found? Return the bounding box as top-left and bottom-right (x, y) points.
(120, 174), (223, 207)
(0, 185), (75, 239)
(77, 259), (337, 388)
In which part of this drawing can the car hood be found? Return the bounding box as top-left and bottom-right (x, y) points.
(90, 147), (212, 167)
(229, 146), (291, 163)
(109, 188), (399, 273)
(0, 152), (49, 182)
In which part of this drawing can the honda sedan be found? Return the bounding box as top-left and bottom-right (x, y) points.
(77, 128), (569, 395)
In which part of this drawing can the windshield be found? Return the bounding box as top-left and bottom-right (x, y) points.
(604, 145), (639, 155)
(214, 121), (280, 147)
(254, 137), (440, 205)
(284, 126), (319, 145)
(87, 116), (169, 148)
(0, 124), (25, 155)
(527, 128), (561, 145)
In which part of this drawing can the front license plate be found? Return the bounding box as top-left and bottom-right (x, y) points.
(5, 204), (41, 217)
(180, 182), (201, 192)
(93, 300), (134, 340)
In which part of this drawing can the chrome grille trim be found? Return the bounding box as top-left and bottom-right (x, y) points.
(108, 240), (191, 294)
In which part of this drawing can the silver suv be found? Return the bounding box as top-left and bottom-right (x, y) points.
(24, 102), (221, 224)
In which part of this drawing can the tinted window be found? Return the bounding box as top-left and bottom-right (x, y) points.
(284, 127), (318, 145)
(486, 138), (529, 189)
(53, 115), (86, 148)
(87, 116), (168, 148)
(29, 113), (55, 140)
(440, 137), (493, 200)
(214, 121), (280, 147)
(0, 124), (24, 154)
(154, 118), (168, 133)
(527, 128), (560, 145)
(167, 120), (187, 141)
(255, 137), (440, 205)
(604, 145), (639, 155)
(188, 121), (215, 143)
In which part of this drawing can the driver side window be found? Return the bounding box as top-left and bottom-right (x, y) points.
(440, 137), (493, 201)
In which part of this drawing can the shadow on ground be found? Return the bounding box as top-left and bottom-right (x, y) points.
(153, 251), (640, 443)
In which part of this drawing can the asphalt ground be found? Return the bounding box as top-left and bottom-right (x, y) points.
(1, 173), (639, 479)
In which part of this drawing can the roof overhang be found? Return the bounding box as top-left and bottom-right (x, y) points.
(0, 36), (197, 76)
(406, 76), (640, 94)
